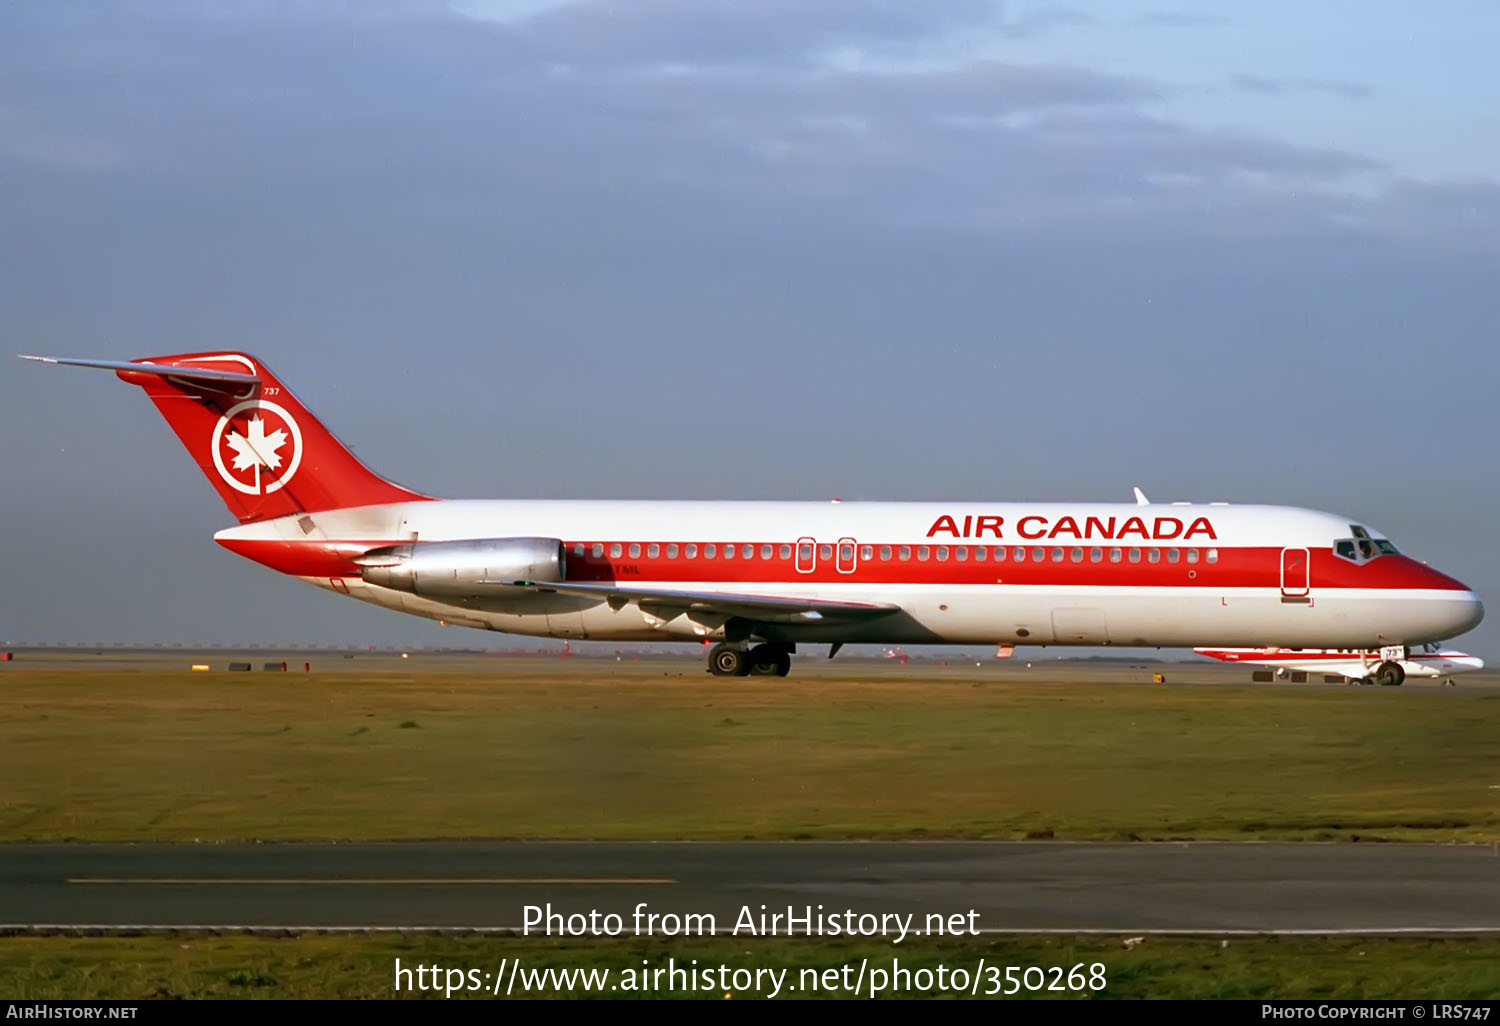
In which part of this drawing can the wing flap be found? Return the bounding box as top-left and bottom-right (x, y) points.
(509, 580), (901, 624)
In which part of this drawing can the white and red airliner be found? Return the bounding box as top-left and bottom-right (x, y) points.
(1193, 644), (1484, 686)
(21, 351), (1485, 679)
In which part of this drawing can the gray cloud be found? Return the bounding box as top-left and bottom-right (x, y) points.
(1231, 73), (1372, 99)
(485, 0), (1002, 66)
(1305, 78), (1374, 99)
(1136, 12), (1228, 28)
(998, 5), (1096, 37)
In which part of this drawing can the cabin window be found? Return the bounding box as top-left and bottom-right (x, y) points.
(1071, 547), (1083, 563)
(956, 546), (969, 562)
(899, 546), (911, 561)
(1033, 547), (1046, 562)
(704, 544), (716, 558)
(647, 543), (659, 558)
(686, 544), (698, 558)
(667, 544), (679, 559)
(572, 544), (584, 557)
(797, 543), (811, 562)
(739, 544), (752, 559)
(819, 544), (833, 561)
(1148, 548), (1160, 563)
(974, 546), (987, 561)
(610, 543), (622, 559)
(629, 543), (641, 558)
(1014, 547), (1026, 562)
(991, 546), (1004, 561)
(723, 545), (735, 559)
(880, 546), (892, 560)
(1090, 547), (1102, 563)
(918, 546), (931, 561)
(1051, 547), (1064, 563)
(760, 544), (772, 560)
(1109, 547), (1122, 563)
(936, 546), (950, 561)
(1167, 548), (1179, 563)
(1186, 549), (1200, 564)
(1206, 548), (1219, 564)
(1129, 548), (1141, 563)
(861, 545), (874, 561)
(779, 544), (792, 560)
(592, 543), (604, 558)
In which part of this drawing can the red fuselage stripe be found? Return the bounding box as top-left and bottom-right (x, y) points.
(214, 538), (1470, 592)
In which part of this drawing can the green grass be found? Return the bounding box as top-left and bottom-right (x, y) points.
(2, 666), (1500, 842)
(3, 933), (1499, 999)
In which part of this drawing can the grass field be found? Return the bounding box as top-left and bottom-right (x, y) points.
(3, 933), (1499, 999)
(3, 663), (1499, 842)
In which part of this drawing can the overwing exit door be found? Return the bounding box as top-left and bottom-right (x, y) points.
(836, 537), (857, 574)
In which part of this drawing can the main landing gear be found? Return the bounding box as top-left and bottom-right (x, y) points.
(1357, 661), (1406, 687)
(707, 643), (792, 677)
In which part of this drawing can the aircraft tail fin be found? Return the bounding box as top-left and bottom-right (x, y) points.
(20, 352), (430, 523)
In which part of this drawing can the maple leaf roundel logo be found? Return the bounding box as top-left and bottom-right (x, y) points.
(210, 400), (304, 495)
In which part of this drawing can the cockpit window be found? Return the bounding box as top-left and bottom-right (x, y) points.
(1333, 534), (1398, 564)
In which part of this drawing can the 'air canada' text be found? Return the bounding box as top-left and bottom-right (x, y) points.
(925, 514), (1218, 542)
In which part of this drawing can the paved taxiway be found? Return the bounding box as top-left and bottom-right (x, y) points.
(4, 841), (1499, 934)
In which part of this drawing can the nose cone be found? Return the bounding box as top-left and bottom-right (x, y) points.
(1430, 578), (1484, 639)
(1448, 590), (1485, 637)
(1395, 557), (1484, 639)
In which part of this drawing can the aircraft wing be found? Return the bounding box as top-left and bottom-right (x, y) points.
(510, 580), (902, 625)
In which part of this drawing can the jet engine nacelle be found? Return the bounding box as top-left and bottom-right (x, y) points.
(354, 537), (565, 596)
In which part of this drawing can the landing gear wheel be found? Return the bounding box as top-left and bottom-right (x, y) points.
(746, 644), (793, 678)
(1374, 661), (1405, 687)
(708, 644), (749, 677)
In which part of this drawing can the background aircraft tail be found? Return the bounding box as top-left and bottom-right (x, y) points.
(21, 351), (429, 523)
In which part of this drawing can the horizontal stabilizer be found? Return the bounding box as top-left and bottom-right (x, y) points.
(19, 355), (262, 385)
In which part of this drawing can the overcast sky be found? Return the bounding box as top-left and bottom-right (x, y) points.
(2, 2), (1497, 656)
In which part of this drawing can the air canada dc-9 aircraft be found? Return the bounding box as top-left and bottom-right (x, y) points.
(22, 352), (1485, 679)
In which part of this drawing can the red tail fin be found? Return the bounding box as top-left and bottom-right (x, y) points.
(53, 351), (429, 523)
